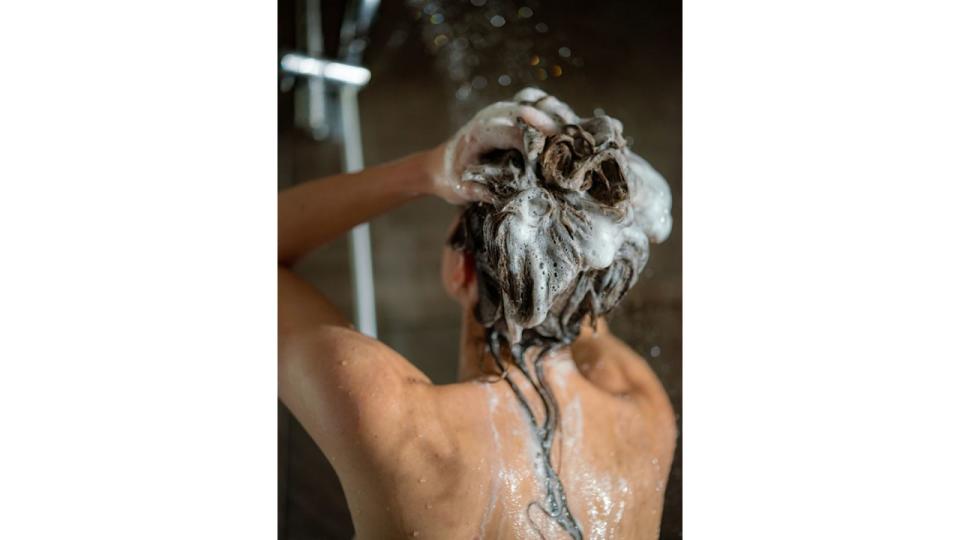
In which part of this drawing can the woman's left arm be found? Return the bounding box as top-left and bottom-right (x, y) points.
(279, 150), (434, 266)
(278, 149), (444, 462)
(277, 100), (557, 465)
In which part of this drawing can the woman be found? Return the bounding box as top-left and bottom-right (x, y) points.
(279, 89), (675, 539)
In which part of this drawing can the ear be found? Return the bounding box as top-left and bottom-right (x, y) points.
(442, 247), (477, 304)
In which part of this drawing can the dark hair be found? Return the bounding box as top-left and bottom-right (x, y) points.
(450, 113), (666, 347)
(448, 90), (672, 539)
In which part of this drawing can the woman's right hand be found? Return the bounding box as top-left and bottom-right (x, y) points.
(425, 101), (559, 205)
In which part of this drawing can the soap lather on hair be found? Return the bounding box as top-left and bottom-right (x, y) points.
(453, 89), (673, 345)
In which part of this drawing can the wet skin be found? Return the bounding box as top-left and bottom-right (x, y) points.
(279, 134), (675, 539)
(279, 281), (675, 539)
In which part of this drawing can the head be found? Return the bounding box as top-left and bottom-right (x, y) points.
(441, 89), (673, 347)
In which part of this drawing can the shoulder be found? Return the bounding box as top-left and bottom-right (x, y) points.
(279, 325), (433, 460)
(573, 330), (676, 438)
(280, 325), (429, 387)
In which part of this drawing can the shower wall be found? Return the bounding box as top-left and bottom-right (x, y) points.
(279, 1), (681, 538)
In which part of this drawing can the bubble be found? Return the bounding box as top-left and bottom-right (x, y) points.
(558, 46), (572, 58)
(456, 85), (471, 101)
(551, 65), (563, 77)
(498, 74), (512, 86)
(490, 14), (506, 27)
(471, 75), (488, 89)
(535, 67), (547, 81)
(535, 22), (549, 33)
(650, 345), (661, 358)
(518, 6), (534, 18)
(529, 54), (540, 66)
(430, 13), (444, 24)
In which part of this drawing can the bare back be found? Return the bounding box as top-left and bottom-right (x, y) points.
(281, 324), (676, 540)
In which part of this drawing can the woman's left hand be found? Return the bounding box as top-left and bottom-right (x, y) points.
(425, 101), (558, 205)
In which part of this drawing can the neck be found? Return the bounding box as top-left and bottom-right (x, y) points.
(456, 310), (573, 382)
(456, 310), (584, 539)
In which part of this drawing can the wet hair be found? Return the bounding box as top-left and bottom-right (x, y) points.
(449, 89), (672, 539)
(449, 88), (672, 347)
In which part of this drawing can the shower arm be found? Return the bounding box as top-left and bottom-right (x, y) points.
(279, 52), (371, 89)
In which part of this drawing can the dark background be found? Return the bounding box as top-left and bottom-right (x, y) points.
(278, 0), (681, 537)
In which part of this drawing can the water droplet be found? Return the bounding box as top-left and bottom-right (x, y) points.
(650, 345), (661, 358)
(535, 22), (549, 33)
(559, 46), (572, 58)
(490, 15), (506, 28)
(498, 74), (512, 86)
(429, 13), (444, 24)
(518, 6), (534, 18)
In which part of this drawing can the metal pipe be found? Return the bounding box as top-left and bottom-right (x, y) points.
(299, 0), (328, 138)
(339, 87), (378, 338)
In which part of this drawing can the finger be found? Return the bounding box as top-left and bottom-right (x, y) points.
(516, 105), (561, 135)
(461, 180), (495, 204)
(532, 96), (579, 126)
(469, 100), (526, 124)
(464, 119), (525, 158)
(462, 164), (503, 185)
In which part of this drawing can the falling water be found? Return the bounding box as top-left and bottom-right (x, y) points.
(405, 0), (586, 126)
